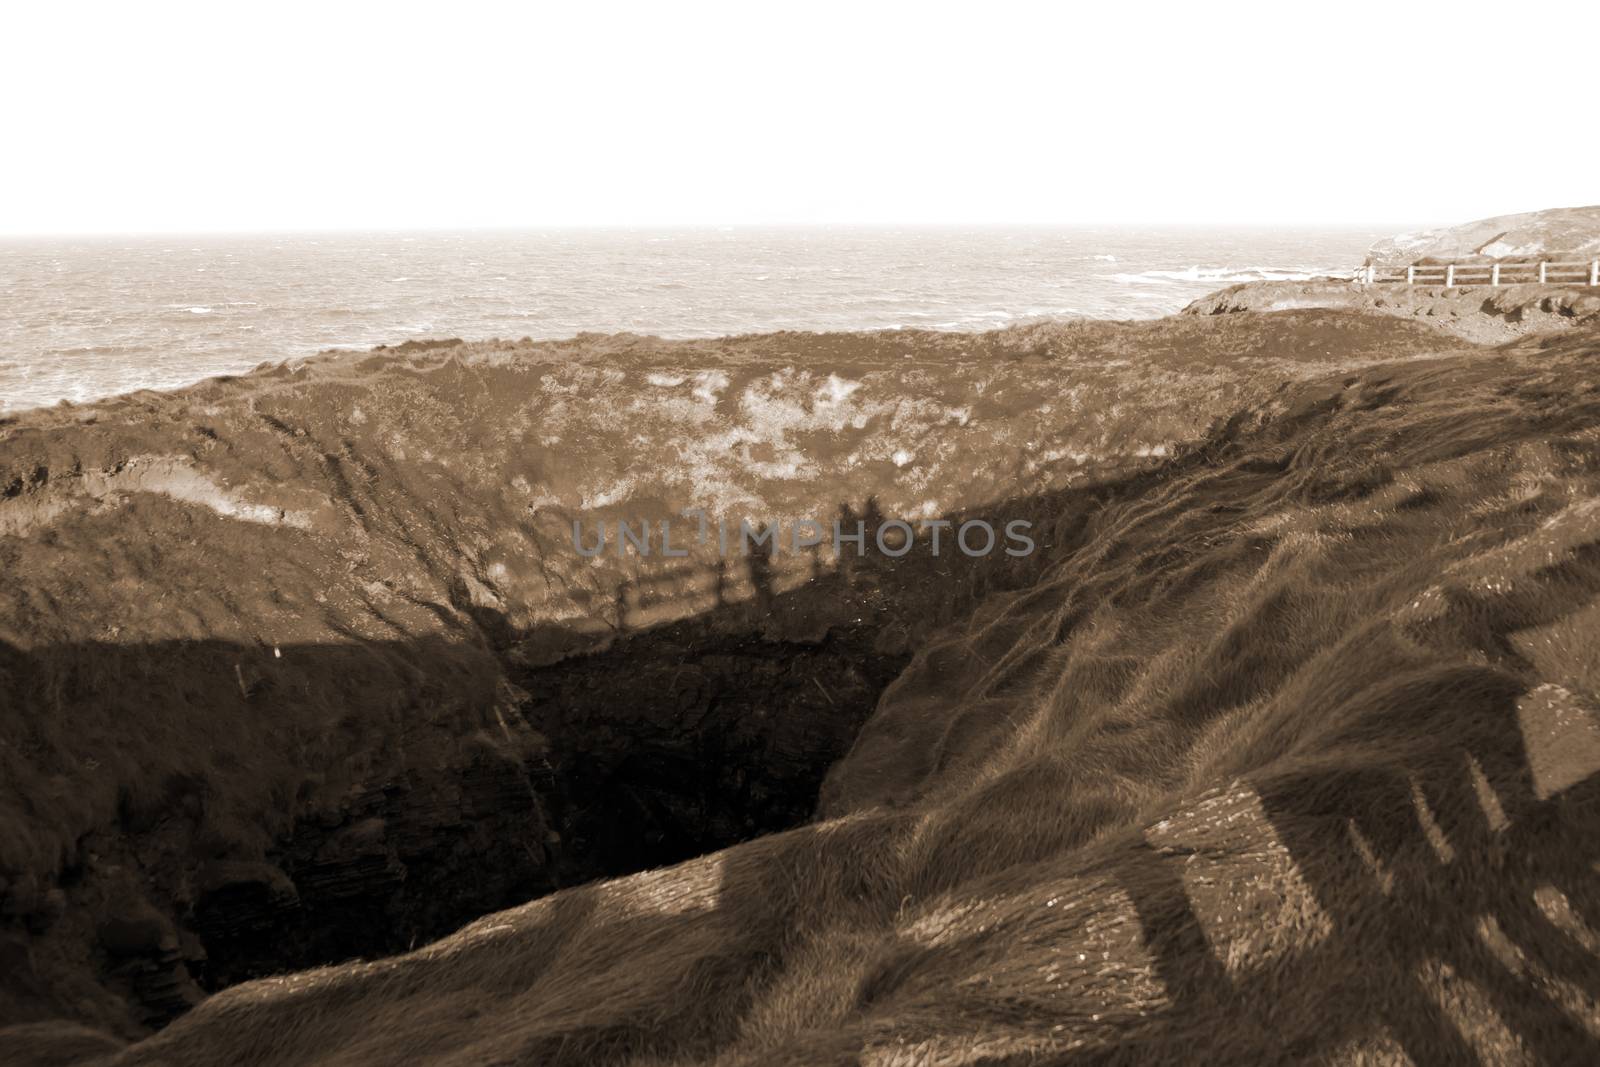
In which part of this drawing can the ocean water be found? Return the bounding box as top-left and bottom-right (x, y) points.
(0, 226), (1388, 414)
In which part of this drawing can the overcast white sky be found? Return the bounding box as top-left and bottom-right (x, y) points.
(3, 1), (1596, 235)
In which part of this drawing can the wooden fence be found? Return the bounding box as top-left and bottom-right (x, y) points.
(1360, 259), (1600, 286)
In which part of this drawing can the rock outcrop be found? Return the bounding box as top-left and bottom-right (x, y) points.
(1185, 281), (1600, 343)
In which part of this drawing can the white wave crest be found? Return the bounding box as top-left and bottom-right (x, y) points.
(1110, 266), (1351, 286)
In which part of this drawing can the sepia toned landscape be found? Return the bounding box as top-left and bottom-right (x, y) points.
(2, 205), (1600, 1063)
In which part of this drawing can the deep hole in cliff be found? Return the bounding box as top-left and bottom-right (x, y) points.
(167, 496), (1061, 1010)
(181, 612), (912, 1001)
(107, 483), (1065, 1024)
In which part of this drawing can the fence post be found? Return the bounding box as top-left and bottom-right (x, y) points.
(1591, 260), (1598, 286)
(1491, 263), (1501, 286)
(1406, 264), (1415, 285)
(1539, 261), (1547, 284)
(1446, 264), (1455, 287)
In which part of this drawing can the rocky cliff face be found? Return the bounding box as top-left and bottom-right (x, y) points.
(1367, 205), (1600, 265)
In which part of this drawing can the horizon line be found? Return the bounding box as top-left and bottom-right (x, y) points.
(0, 219), (1442, 241)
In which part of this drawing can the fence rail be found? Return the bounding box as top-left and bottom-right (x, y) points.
(1360, 259), (1600, 286)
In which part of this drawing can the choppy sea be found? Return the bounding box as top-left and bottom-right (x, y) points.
(0, 226), (1390, 413)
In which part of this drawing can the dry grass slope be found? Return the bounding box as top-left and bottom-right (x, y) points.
(0, 310), (1465, 1037)
(14, 327), (1593, 1064)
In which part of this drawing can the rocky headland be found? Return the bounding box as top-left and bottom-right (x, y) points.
(1366, 205), (1600, 266)
(4, 245), (1600, 1063)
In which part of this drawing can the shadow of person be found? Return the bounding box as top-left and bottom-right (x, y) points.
(745, 523), (777, 618)
(713, 559), (730, 609)
(613, 578), (633, 634)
